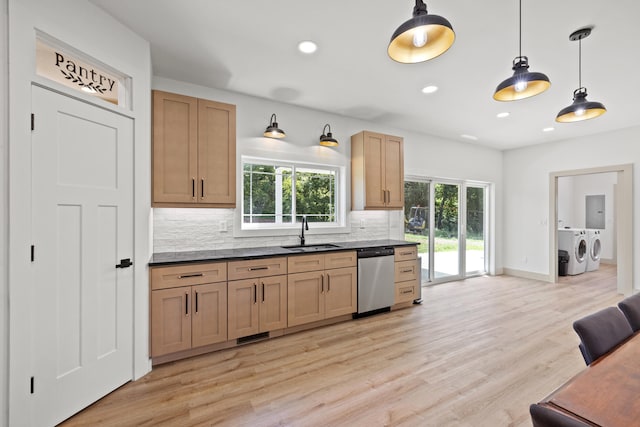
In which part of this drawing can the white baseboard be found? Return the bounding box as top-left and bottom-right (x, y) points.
(502, 268), (552, 283)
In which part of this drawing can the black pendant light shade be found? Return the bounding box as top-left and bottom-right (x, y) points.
(556, 28), (606, 123)
(493, 56), (551, 101)
(493, 0), (550, 101)
(388, 0), (455, 64)
(556, 88), (606, 123)
(263, 113), (286, 139)
(319, 124), (338, 147)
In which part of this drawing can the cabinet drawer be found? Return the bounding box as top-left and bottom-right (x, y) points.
(395, 246), (417, 262)
(395, 279), (418, 304)
(288, 254), (324, 274)
(324, 251), (357, 269)
(151, 262), (227, 290)
(228, 257), (287, 280)
(395, 260), (418, 282)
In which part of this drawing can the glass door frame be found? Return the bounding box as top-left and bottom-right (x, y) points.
(405, 176), (490, 285)
(464, 182), (490, 278)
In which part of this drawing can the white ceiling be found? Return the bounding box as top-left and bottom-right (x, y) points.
(91, 0), (640, 150)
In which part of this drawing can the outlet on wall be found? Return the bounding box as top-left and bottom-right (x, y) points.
(360, 219), (365, 228)
(219, 220), (227, 232)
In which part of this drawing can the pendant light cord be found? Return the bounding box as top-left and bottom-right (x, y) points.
(518, 0), (522, 58)
(578, 37), (582, 88)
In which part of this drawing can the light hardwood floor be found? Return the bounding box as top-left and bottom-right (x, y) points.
(61, 265), (621, 427)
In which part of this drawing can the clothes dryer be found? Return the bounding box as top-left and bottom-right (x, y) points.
(557, 229), (588, 275)
(586, 229), (602, 272)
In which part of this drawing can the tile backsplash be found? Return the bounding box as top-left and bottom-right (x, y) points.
(153, 208), (404, 253)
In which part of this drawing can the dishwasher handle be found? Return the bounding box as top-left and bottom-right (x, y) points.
(357, 247), (395, 258)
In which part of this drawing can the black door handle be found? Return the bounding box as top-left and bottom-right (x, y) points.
(115, 258), (133, 268)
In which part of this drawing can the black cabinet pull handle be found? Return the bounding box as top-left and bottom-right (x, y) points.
(192, 178), (195, 198)
(327, 274), (330, 292)
(262, 282), (265, 303)
(201, 178), (205, 198)
(249, 266), (269, 271)
(178, 273), (203, 279)
(185, 292), (189, 317)
(115, 258), (132, 268)
(253, 284), (257, 304)
(195, 291), (199, 313)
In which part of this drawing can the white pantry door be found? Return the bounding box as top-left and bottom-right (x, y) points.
(31, 86), (134, 426)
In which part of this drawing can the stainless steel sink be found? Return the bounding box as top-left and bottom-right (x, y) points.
(281, 243), (341, 252)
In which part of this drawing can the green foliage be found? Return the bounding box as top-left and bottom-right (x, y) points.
(243, 163), (336, 223)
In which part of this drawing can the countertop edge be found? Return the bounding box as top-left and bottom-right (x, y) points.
(149, 240), (419, 266)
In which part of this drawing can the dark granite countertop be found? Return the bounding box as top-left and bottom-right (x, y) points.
(149, 239), (418, 266)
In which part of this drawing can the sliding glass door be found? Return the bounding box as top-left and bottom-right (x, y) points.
(433, 182), (460, 280)
(403, 180), (429, 283)
(405, 178), (489, 285)
(465, 185), (487, 275)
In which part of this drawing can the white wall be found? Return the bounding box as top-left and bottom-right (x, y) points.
(152, 77), (504, 274)
(1, 0), (9, 423)
(7, 0), (151, 424)
(503, 126), (640, 287)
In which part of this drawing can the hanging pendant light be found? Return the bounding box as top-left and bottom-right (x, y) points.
(387, 0), (455, 64)
(556, 28), (606, 123)
(319, 124), (338, 147)
(493, 0), (550, 101)
(263, 113), (286, 139)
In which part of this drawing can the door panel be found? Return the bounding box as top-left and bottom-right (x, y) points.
(433, 183), (460, 280)
(32, 86), (134, 426)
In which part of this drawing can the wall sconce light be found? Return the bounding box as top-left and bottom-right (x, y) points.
(263, 113), (286, 139)
(556, 28), (606, 123)
(319, 124), (338, 147)
(387, 0), (455, 64)
(493, 0), (550, 101)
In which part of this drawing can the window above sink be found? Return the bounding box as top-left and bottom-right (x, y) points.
(241, 156), (345, 231)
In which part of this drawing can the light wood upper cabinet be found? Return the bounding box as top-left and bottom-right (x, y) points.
(152, 90), (236, 207)
(351, 131), (404, 210)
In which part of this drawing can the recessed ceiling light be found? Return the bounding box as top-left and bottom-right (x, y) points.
(421, 85), (438, 94)
(298, 41), (317, 54)
(461, 134), (478, 141)
(543, 127), (555, 132)
(496, 112), (510, 118)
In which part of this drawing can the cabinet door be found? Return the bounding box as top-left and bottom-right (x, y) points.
(363, 131), (386, 208)
(151, 287), (191, 357)
(192, 282), (228, 347)
(197, 99), (236, 207)
(152, 90), (198, 205)
(287, 271), (324, 327)
(324, 267), (357, 318)
(384, 135), (404, 208)
(259, 275), (287, 332)
(228, 279), (260, 340)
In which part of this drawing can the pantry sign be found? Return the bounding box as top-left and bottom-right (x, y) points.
(36, 38), (123, 105)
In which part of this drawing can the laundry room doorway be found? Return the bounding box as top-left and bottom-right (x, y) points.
(550, 164), (633, 295)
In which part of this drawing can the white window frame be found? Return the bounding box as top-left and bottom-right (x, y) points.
(240, 156), (344, 232)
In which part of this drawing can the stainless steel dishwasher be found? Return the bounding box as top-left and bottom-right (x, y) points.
(356, 246), (395, 317)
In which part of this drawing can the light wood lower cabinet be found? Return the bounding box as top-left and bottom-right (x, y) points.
(394, 246), (419, 304)
(227, 274), (287, 340)
(287, 252), (357, 327)
(150, 262), (228, 357)
(151, 281), (227, 357)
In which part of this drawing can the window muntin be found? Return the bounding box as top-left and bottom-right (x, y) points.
(242, 159), (338, 228)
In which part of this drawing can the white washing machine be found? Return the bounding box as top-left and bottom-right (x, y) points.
(586, 229), (602, 272)
(558, 229), (588, 275)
